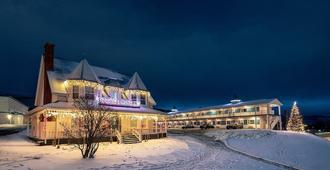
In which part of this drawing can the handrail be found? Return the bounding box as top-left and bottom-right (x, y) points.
(115, 129), (122, 144)
(270, 116), (280, 130)
(132, 129), (142, 142)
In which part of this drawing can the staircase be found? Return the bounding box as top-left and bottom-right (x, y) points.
(270, 116), (281, 130)
(122, 133), (141, 144)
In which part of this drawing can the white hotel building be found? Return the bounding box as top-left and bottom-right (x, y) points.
(168, 99), (282, 130)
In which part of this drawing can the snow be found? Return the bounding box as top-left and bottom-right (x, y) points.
(205, 129), (330, 170)
(67, 59), (101, 83)
(54, 58), (129, 85)
(1, 131), (281, 170)
(126, 72), (148, 91)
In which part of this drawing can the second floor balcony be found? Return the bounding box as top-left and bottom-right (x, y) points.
(168, 110), (270, 120)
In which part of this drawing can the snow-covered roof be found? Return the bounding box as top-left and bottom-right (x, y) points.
(173, 99), (282, 114)
(126, 72), (148, 91)
(66, 59), (101, 83)
(28, 102), (165, 115)
(51, 58), (129, 88)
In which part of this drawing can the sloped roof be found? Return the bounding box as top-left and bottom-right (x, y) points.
(66, 59), (101, 83)
(173, 98), (282, 114)
(53, 58), (129, 85)
(126, 72), (147, 90)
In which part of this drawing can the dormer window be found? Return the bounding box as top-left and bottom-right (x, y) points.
(131, 94), (137, 103)
(85, 86), (94, 100)
(72, 85), (79, 99)
(140, 94), (146, 105)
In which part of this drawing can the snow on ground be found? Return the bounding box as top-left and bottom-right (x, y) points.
(205, 129), (330, 170)
(0, 131), (281, 170)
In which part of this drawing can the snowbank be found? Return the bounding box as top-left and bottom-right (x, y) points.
(0, 131), (282, 170)
(205, 129), (330, 170)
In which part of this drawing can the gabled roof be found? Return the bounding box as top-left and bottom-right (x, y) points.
(66, 59), (101, 83)
(173, 98), (282, 114)
(53, 58), (129, 86)
(126, 72), (148, 91)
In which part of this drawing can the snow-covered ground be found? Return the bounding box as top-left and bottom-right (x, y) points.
(0, 131), (282, 170)
(205, 129), (330, 170)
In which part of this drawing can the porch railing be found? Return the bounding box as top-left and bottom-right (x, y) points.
(115, 129), (122, 144)
(132, 129), (142, 142)
(132, 128), (166, 135)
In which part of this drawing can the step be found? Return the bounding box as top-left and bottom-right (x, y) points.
(123, 141), (141, 144)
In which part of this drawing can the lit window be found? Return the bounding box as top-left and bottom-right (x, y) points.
(85, 86), (94, 100)
(130, 120), (137, 128)
(234, 108), (240, 113)
(72, 86), (79, 99)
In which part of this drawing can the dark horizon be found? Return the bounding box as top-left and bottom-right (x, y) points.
(0, 1), (329, 115)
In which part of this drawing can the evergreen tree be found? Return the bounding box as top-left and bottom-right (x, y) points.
(287, 102), (305, 132)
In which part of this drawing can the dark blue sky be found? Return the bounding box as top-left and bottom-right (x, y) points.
(0, 0), (329, 115)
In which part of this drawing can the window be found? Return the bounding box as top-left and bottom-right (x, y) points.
(130, 120), (137, 128)
(110, 91), (118, 99)
(140, 94), (146, 105)
(249, 120), (255, 124)
(85, 86), (94, 100)
(220, 120), (226, 125)
(247, 107), (260, 112)
(234, 108), (240, 113)
(72, 86), (79, 99)
(226, 121), (231, 125)
(243, 120), (248, 125)
(131, 94), (137, 102)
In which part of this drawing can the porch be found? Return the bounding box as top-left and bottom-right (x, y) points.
(27, 111), (167, 145)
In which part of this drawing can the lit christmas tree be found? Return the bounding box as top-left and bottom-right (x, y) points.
(287, 101), (305, 132)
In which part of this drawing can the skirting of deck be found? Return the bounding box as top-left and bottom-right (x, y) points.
(28, 133), (167, 145)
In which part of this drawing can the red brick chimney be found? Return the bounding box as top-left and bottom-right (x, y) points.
(44, 43), (54, 71)
(43, 42), (54, 104)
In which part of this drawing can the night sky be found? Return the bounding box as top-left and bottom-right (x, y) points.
(0, 0), (329, 115)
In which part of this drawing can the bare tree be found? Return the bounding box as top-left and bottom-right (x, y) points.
(62, 98), (117, 159)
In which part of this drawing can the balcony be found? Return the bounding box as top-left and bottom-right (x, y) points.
(168, 111), (269, 120)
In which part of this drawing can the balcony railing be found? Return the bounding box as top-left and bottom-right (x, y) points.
(98, 97), (140, 107)
(169, 111), (269, 120)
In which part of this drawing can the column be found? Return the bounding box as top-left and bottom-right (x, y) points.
(44, 113), (47, 144)
(155, 119), (158, 133)
(254, 106), (257, 129)
(27, 117), (30, 137)
(165, 119), (167, 133)
(266, 104), (269, 129)
(278, 105), (282, 130)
